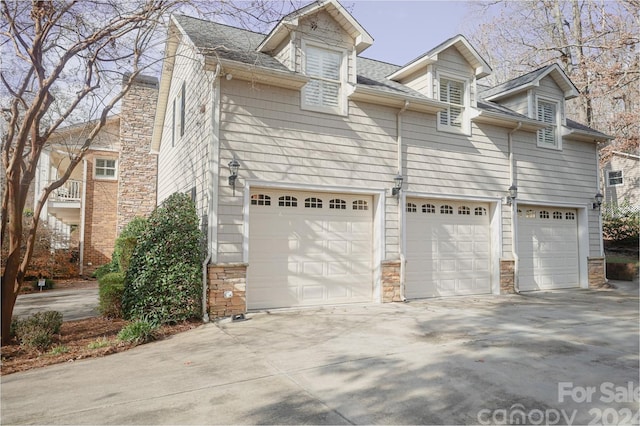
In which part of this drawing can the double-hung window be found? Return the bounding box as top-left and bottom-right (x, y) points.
(438, 77), (466, 133)
(95, 158), (117, 179)
(537, 99), (559, 148)
(302, 45), (344, 115)
(607, 170), (623, 186)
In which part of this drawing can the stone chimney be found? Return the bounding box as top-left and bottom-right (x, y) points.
(116, 73), (159, 233)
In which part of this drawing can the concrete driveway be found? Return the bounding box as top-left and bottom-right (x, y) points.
(2, 281), (638, 425)
(12, 287), (99, 321)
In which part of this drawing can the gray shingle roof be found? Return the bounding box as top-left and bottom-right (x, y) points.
(173, 15), (289, 72)
(566, 118), (610, 138)
(480, 65), (554, 99)
(172, 15), (605, 137)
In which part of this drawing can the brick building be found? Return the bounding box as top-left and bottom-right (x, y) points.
(32, 75), (159, 275)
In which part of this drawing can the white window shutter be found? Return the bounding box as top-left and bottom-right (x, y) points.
(304, 46), (342, 111)
(439, 78), (464, 128)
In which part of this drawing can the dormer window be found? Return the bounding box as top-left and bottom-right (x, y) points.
(437, 74), (469, 135)
(536, 98), (561, 149)
(302, 43), (345, 115)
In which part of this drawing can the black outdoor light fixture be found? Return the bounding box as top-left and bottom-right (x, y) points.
(506, 184), (518, 205)
(593, 192), (604, 210)
(392, 173), (404, 198)
(228, 158), (240, 195)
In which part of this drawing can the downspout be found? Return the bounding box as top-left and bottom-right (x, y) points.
(79, 159), (88, 276)
(397, 100), (409, 302)
(508, 122), (522, 294)
(202, 63), (222, 323)
(595, 148), (604, 257)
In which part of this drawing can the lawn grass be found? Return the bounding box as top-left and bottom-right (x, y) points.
(605, 254), (639, 265)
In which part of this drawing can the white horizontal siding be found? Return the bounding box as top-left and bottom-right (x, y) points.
(217, 80), (398, 261)
(403, 111), (510, 198)
(495, 93), (529, 117)
(156, 39), (211, 221)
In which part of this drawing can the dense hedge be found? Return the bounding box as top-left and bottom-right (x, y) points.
(98, 272), (125, 318)
(122, 193), (204, 324)
(602, 202), (639, 245)
(94, 217), (148, 279)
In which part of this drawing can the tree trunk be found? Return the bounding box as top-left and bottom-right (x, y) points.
(1, 269), (20, 346)
(1, 177), (24, 345)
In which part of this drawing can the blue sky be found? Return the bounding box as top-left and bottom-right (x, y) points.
(346, 1), (477, 65)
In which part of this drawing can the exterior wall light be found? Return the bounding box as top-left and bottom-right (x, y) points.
(506, 184), (518, 205)
(392, 174), (404, 198)
(228, 158), (240, 195)
(593, 192), (603, 210)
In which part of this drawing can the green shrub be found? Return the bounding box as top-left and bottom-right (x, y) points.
(113, 217), (148, 273)
(98, 272), (125, 318)
(14, 311), (63, 350)
(602, 201), (639, 245)
(122, 193), (204, 324)
(93, 261), (118, 280)
(117, 320), (157, 345)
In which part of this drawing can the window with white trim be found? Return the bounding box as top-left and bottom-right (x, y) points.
(537, 99), (559, 149)
(407, 203), (417, 213)
(95, 158), (117, 179)
(302, 45), (344, 115)
(438, 77), (466, 133)
(607, 170), (623, 186)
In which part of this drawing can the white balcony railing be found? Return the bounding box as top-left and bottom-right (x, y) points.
(51, 179), (82, 202)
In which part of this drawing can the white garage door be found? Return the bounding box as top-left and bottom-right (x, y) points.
(405, 199), (492, 298)
(247, 190), (373, 309)
(517, 206), (579, 291)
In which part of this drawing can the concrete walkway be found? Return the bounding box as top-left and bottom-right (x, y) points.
(1, 281), (638, 425)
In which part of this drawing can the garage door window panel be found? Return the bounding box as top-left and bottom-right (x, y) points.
(440, 205), (453, 215)
(279, 196), (298, 207)
(422, 204), (435, 213)
(305, 197), (323, 208)
(251, 194), (271, 206)
(407, 203), (417, 213)
(353, 200), (368, 210)
(329, 199), (346, 209)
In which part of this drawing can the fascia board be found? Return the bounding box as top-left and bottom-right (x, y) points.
(204, 57), (309, 89)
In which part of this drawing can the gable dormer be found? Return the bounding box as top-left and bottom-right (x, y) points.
(257, 0), (373, 116)
(388, 35), (491, 135)
(483, 64), (579, 150)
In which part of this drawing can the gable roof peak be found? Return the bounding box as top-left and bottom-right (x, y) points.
(482, 62), (579, 101)
(257, 0), (373, 54)
(388, 34), (492, 81)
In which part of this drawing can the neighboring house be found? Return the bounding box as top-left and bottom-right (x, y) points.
(32, 75), (159, 275)
(600, 151), (639, 209)
(153, 0), (611, 319)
